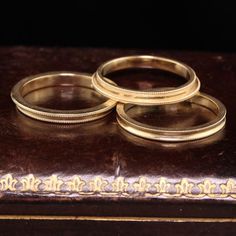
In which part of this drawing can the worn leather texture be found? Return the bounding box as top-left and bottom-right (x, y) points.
(0, 47), (236, 228)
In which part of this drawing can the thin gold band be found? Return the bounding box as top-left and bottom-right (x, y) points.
(0, 215), (236, 223)
(92, 55), (200, 105)
(116, 92), (226, 142)
(11, 72), (116, 123)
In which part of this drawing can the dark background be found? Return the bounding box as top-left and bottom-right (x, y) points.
(1, 1), (236, 52)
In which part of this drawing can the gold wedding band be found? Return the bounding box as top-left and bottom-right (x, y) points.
(92, 55), (200, 105)
(11, 72), (116, 123)
(116, 92), (226, 142)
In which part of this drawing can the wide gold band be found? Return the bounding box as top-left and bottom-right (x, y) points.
(11, 72), (116, 123)
(92, 55), (200, 105)
(116, 92), (226, 142)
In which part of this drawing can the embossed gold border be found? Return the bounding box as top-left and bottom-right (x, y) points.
(1, 174), (236, 199)
(0, 215), (236, 223)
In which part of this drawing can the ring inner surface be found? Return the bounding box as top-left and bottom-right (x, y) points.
(103, 58), (190, 78)
(22, 74), (107, 110)
(107, 68), (186, 91)
(125, 98), (217, 129)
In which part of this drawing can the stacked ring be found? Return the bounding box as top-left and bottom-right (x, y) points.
(10, 55), (226, 142)
(11, 72), (116, 123)
(92, 55), (226, 141)
(92, 55), (200, 105)
(116, 92), (226, 142)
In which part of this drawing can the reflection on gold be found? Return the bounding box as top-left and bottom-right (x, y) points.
(127, 101), (216, 128)
(13, 109), (116, 139)
(118, 126), (225, 150)
(24, 86), (107, 110)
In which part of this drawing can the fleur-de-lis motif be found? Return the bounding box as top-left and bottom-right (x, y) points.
(220, 179), (236, 195)
(198, 179), (216, 196)
(44, 175), (63, 192)
(133, 177), (151, 193)
(175, 179), (194, 195)
(89, 176), (108, 192)
(67, 176), (86, 192)
(154, 178), (171, 194)
(20, 174), (41, 192)
(112, 177), (129, 192)
(2, 172), (236, 200)
(0, 174), (17, 191)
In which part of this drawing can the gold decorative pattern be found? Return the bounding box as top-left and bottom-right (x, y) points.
(20, 174), (41, 192)
(112, 177), (129, 192)
(220, 179), (236, 198)
(133, 177), (151, 193)
(89, 176), (108, 192)
(1, 174), (236, 199)
(175, 178), (194, 195)
(198, 179), (216, 197)
(44, 175), (63, 192)
(154, 178), (171, 195)
(0, 174), (17, 191)
(67, 176), (86, 192)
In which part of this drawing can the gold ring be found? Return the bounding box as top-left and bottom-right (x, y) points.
(116, 92), (226, 142)
(92, 55), (200, 105)
(11, 72), (116, 123)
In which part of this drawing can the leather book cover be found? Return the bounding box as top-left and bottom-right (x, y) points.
(0, 47), (236, 221)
